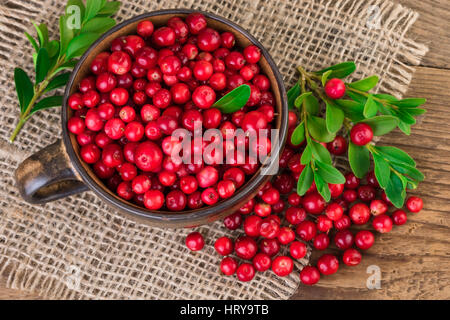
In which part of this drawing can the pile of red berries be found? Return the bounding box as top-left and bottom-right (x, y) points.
(67, 13), (276, 211)
(185, 130), (423, 284)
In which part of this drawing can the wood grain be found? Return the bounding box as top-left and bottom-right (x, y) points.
(1, 0), (449, 300)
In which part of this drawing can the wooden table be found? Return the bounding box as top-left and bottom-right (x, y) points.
(1, 0), (449, 300)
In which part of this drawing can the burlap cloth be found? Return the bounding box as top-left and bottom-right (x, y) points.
(0, 0), (427, 299)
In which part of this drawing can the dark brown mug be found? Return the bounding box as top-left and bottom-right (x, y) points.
(15, 9), (288, 228)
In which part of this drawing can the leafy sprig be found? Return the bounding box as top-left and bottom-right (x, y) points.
(289, 62), (426, 207)
(10, 0), (121, 142)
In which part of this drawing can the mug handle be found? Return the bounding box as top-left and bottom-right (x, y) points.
(15, 139), (88, 204)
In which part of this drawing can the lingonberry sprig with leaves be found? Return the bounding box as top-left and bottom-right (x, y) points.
(10, 0), (121, 142)
(289, 61), (426, 208)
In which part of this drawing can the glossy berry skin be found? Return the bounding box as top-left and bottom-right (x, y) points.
(236, 263), (255, 282)
(261, 188), (280, 205)
(259, 238), (280, 257)
(102, 144), (124, 168)
(68, 117), (85, 134)
(370, 199), (388, 216)
(166, 190), (187, 211)
(272, 256), (293, 277)
(192, 85), (216, 109)
(217, 180), (236, 199)
(254, 203), (272, 218)
(392, 210), (407, 225)
(327, 135), (347, 155)
(214, 236), (234, 256)
(334, 214), (352, 231)
(296, 220), (317, 241)
(343, 249), (362, 266)
(108, 51), (132, 75)
(197, 28), (221, 52)
(313, 233), (330, 250)
(355, 230), (375, 250)
(316, 215), (333, 232)
(290, 241), (307, 260)
(317, 254), (339, 275)
(185, 232), (204, 251)
(243, 45), (261, 64)
(132, 175), (151, 194)
(80, 144), (101, 164)
(220, 257), (238, 276)
(235, 236), (258, 260)
(259, 217), (280, 239)
(349, 203), (371, 225)
(143, 190), (164, 210)
(302, 192), (326, 214)
(334, 230), (354, 250)
(223, 212), (242, 230)
(285, 207), (306, 225)
(324, 78), (346, 99)
(329, 183), (344, 198)
(137, 20), (154, 37)
(253, 253), (272, 272)
(342, 189), (357, 203)
(152, 27), (176, 47)
(406, 196), (423, 213)
(134, 141), (163, 172)
(277, 227), (295, 245)
(358, 185), (376, 202)
(325, 202), (344, 221)
(243, 215), (262, 237)
(344, 172), (360, 189)
(185, 13), (207, 34)
(372, 214), (393, 233)
(350, 123), (373, 146)
(300, 266), (320, 285)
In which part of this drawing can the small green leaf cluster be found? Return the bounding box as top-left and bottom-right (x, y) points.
(11, 0), (121, 142)
(288, 62), (426, 207)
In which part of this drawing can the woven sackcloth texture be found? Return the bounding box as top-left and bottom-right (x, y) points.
(0, 0), (427, 299)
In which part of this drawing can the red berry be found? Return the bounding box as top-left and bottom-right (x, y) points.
(285, 207), (306, 225)
(349, 203), (371, 225)
(243, 45), (261, 64)
(102, 143), (124, 168)
(300, 266), (320, 285)
(406, 196), (423, 213)
(272, 256), (293, 277)
(372, 214), (393, 233)
(236, 263), (255, 282)
(259, 217), (280, 239)
(325, 202), (344, 221)
(358, 185), (376, 202)
(220, 257), (238, 276)
(287, 193), (302, 206)
(220, 32), (235, 48)
(261, 188), (280, 205)
(329, 183), (344, 198)
(296, 220), (317, 241)
(214, 236), (234, 256)
(243, 215), (262, 237)
(235, 236), (258, 260)
(80, 144), (101, 164)
(344, 172), (360, 189)
(110, 88), (129, 106)
(197, 28), (221, 52)
(343, 249), (362, 266)
(134, 141), (163, 172)
(152, 27), (176, 47)
(350, 123), (373, 146)
(132, 175), (152, 194)
(277, 227), (295, 245)
(334, 230), (354, 250)
(108, 51), (132, 75)
(192, 85), (216, 109)
(370, 199), (388, 216)
(253, 253), (272, 272)
(201, 187), (219, 206)
(316, 215), (333, 232)
(317, 254), (339, 275)
(334, 214), (351, 231)
(185, 13), (207, 35)
(223, 212), (242, 230)
(137, 20), (154, 37)
(225, 51), (245, 70)
(143, 190), (164, 210)
(259, 238), (280, 257)
(392, 209), (407, 225)
(254, 203), (272, 217)
(327, 135), (347, 155)
(313, 233), (330, 250)
(68, 117), (85, 134)
(324, 78), (346, 99)
(193, 60), (214, 81)
(342, 189), (357, 203)
(355, 230), (375, 250)
(185, 232), (204, 251)
(290, 241), (307, 259)
(302, 192), (326, 214)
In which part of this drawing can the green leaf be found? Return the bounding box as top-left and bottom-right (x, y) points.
(385, 172), (406, 208)
(84, 0), (103, 23)
(374, 146), (416, 167)
(348, 75), (379, 92)
(35, 48), (50, 85)
(314, 171), (331, 202)
(335, 99), (365, 122)
(348, 142), (370, 178)
(300, 144), (312, 165)
(297, 165), (313, 196)
(372, 153), (390, 188)
(29, 96), (63, 116)
(66, 32), (100, 60)
(97, 1), (121, 16)
(14, 68), (35, 113)
(390, 98), (426, 108)
(363, 94), (378, 118)
(24, 32), (39, 52)
(44, 72), (71, 93)
(213, 84), (251, 113)
(398, 121), (411, 135)
(310, 140), (332, 165)
(52, 60), (78, 76)
(405, 108), (426, 116)
(360, 115), (398, 136)
(294, 92), (312, 109)
(47, 40), (60, 58)
(396, 109), (416, 125)
(59, 16), (74, 57)
(321, 70), (333, 86)
(82, 17), (116, 34)
(33, 22), (49, 47)
(287, 83), (300, 110)
(390, 162), (424, 182)
(304, 94), (319, 115)
(325, 102), (344, 133)
(307, 115), (336, 143)
(315, 160), (345, 184)
(347, 91), (367, 104)
(374, 93), (398, 102)
(314, 61), (356, 79)
(66, 0), (85, 20)
(291, 122), (305, 146)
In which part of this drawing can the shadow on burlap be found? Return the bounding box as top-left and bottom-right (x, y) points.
(0, 0), (427, 299)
